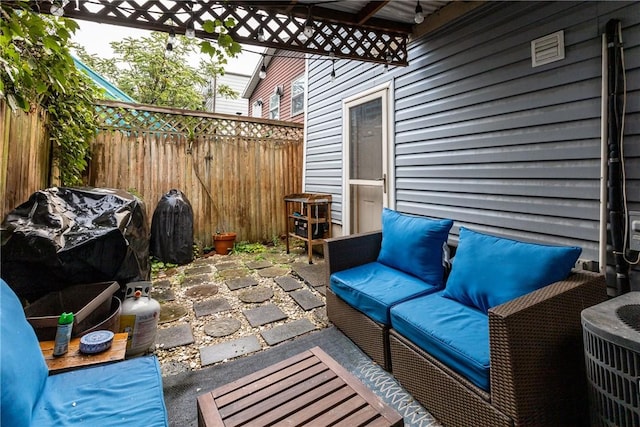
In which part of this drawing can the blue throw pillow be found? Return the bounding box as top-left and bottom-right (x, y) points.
(377, 208), (453, 286)
(443, 227), (581, 313)
(1, 280), (49, 427)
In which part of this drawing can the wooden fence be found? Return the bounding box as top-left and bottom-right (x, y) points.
(0, 99), (304, 248)
(0, 101), (51, 220)
(88, 100), (304, 248)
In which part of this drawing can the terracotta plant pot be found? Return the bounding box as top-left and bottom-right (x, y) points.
(213, 232), (237, 255)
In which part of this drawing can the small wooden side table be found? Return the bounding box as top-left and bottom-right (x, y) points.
(197, 346), (402, 426)
(39, 332), (128, 374)
(284, 193), (332, 264)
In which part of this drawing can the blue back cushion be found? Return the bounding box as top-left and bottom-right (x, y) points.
(1, 280), (49, 427)
(443, 227), (581, 313)
(377, 208), (453, 286)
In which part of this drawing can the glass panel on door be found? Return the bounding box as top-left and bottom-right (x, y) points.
(347, 97), (385, 233)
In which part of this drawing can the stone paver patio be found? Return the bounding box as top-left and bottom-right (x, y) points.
(152, 244), (327, 375)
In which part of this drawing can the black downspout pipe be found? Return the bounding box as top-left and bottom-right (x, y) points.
(606, 19), (630, 295)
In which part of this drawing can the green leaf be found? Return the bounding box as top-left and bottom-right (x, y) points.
(218, 34), (233, 48)
(7, 93), (28, 111)
(35, 80), (48, 93)
(229, 42), (242, 56)
(200, 41), (217, 56)
(202, 20), (216, 33)
(43, 35), (59, 51)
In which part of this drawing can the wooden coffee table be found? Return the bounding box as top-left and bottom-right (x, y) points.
(197, 346), (403, 427)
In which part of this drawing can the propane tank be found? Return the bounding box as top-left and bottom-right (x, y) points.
(119, 281), (161, 357)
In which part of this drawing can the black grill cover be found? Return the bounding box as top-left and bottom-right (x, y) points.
(150, 189), (193, 265)
(1, 187), (150, 302)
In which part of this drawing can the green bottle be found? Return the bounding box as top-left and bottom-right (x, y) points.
(53, 312), (74, 356)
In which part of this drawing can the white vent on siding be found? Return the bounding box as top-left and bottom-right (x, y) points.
(531, 30), (565, 67)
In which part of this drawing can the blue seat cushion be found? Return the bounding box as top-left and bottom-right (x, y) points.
(1, 280), (49, 427)
(32, 356), (168, 426)
(330, 261), (441, 325)
(377, 208), (453, 286)
(391, 291), (490, 391)
(443, 227), (581, 313)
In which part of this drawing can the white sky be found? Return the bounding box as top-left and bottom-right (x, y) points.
(71, 20), (262, 76)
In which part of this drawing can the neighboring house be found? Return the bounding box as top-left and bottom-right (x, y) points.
(202, 72), (250, 116)
(72, 56), (136, 102)
(303, 1), (640, 290)
(74, 56), (176, 131)
(244, 48), (305, 123)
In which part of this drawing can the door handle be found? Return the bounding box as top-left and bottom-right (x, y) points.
(376, 174), (387, 194)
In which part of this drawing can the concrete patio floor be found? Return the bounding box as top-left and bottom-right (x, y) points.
(154, 241), (441, 427)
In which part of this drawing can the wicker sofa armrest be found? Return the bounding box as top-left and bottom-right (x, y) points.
(323, 231), (382, 286)
(487, 270), (607, 425)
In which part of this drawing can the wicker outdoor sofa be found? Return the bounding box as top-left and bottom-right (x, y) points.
(324, 216), (608, 427)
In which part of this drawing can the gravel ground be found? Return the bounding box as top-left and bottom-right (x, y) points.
(149, 241), (328, 375)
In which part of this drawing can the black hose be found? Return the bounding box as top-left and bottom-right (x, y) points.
(606, 19), (630, 295)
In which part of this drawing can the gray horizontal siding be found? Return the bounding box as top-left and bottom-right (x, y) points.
(391, 1), (638, 264)
(305, 53), (391, 222)
(305, 0), (640, 281)
(397, 178), (600, 200)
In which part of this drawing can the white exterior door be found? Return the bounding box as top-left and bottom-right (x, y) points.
(343, 84), (391, 234)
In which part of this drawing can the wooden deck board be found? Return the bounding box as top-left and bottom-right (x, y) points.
(223, 376), (343, 426)
(211, 350), (317, 399)
(283, 385), (356, 425)
(39, 332), (127, 373)
(307, 394), (369, 426)
(218, 372), (336, 420)
(216, 359), (326, 409)
(197, 346), (403, 427)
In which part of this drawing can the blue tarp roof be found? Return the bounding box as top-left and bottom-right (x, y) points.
(73, 55), (137, 103)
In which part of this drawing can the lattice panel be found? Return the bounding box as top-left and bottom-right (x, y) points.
(94, 102), (304, 142)
(25, 0), (409, 66)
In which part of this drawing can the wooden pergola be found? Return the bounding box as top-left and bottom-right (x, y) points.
(26, 0), (418, 66)
(12, 1), (485, 66)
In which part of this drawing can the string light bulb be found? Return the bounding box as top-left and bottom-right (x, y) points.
(186, 2), (195, 38)
(414, 1), (424, 24)
(303, 7), (314, 39)
(50, 0), (69, 17)
(330, 59), (336, 82)
(185, 22), (195, 39)
(303, 18), (314, 39)
(384, 52), (392, 73)
(166, 29), (176, 52)
(257, 14), (266, 42)
(259, 57), (267, 79)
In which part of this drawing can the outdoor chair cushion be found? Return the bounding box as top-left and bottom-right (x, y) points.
(390, 290), (491, 391)
(443, 227), (581, 313)
(0, 279), (169, 427)
(0, 280), (49, 427)
(330, 261), (441, 325)
(377, 208), (453, 286)
(32, 356), (168, 426)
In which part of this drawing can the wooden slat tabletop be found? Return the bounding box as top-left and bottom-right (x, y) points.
(197, 346), (403, 427)
(39, 332), (128, 374)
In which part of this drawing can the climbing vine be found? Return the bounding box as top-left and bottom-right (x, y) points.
(1, 2), (100, 185)
(1, 3), (242, 185)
